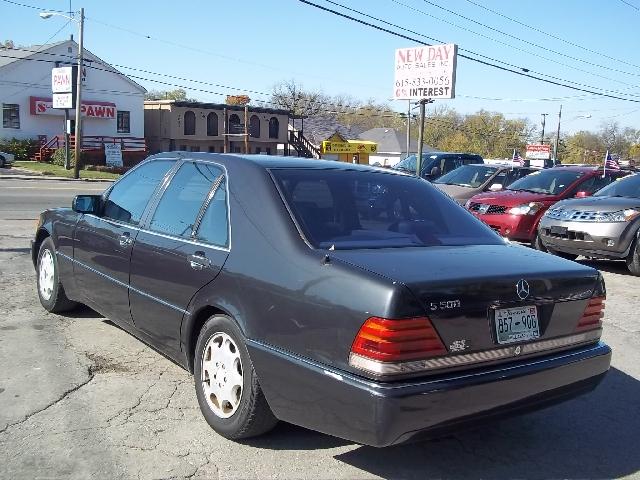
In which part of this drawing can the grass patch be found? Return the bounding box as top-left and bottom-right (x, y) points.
(13, 161), (120, 180)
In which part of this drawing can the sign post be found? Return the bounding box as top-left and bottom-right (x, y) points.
(51, 66), (76, 169)
(393, 44), (457, 177)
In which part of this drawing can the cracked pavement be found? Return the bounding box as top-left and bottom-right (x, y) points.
(1, 178), (640, 479)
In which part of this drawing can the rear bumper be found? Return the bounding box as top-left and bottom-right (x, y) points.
(248, 340), (611, 447)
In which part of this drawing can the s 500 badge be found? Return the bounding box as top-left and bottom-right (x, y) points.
(429, 299), (461, 311)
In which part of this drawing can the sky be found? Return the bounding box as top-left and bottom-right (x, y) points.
(2, 0), (640, 136)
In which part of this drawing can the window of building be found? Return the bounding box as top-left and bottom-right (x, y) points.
(250, 115), (260, 138)
(268, 117), (279, 139)
(180, 145), (187, 151)
(207, 112), (218, 136)
(228, 114), (241, 134)
(208, 146), (216, 153)
(190, 146), (201, 152)
(266, 147), (272, 155)
(2, 104), (20, 129)
(184, 110), (196, 135)
(232, 146), (242, 153)
(116, 111), (130, 133)
(150, 162), (223, 238)
(255, 147), (261, 154)
(103, 160), (175, 225)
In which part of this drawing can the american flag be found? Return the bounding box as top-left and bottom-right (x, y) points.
(604, 150), (620, 170)
(512, 148), (524, 166)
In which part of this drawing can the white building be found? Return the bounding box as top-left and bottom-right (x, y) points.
(358, 127), (435, 166)
(0, 39), (145, 149)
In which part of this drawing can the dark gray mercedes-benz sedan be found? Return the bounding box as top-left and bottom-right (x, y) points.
(32, 153), (611, 447)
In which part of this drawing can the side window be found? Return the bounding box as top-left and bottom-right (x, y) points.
(589, 175), (615, 193)
(149, 162), (223, 238)
(195, 178), (229, 247)
(493, 172), (508, 187)
(103, 160), (174, 225)
(442, 158), (459, 175)
(574, 177), (597, 195)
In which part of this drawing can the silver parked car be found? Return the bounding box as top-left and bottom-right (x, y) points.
(0, 151), (15, 168)
(434, 163), (538, 205)
(538, 173), (640, 274)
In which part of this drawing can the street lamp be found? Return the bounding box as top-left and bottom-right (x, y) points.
(40, 8), (84, 179)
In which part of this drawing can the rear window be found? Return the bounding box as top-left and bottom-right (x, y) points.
(507, 169), (584, 195)
(272, 169), (502, 250)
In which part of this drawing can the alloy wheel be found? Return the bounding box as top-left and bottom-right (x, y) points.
(39, 249), (55, 301)
(201, 332), (244, 418)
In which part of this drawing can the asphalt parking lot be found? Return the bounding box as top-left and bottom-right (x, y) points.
(1, 176), (640, 479)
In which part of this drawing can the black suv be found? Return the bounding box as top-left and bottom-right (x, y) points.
(393, 152), (484, 181)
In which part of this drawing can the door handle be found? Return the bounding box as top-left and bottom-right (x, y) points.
(188, 251), (210, 270)
(119, 232), (133, 247)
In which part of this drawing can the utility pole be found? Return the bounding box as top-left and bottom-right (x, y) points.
(554, 105), (562, 164)
(406, 99), (411, 157)
(72, 7), (84, 179)
(244, 105), (249, 154)
(416, 98), (434, 178)
(540, 113), (548, 145)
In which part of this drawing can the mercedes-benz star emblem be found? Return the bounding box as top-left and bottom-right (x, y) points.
(516, 279), (530, 300)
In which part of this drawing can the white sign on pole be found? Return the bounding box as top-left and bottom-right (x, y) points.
(51, 67), (74, 93)
(525, 144), (551, 160)
(393, 44), (458, 100)
(104, 143), (123, 168)
(52, 93), (74, 109)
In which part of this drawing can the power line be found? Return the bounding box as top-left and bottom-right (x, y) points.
(463, 0), (640, 70)
(0, 52), (539, 141)
(416, 0), (640, 79)
(387, 0), (640, 89)
(0, 0), (64, 12)
(619, 0), (640, 11)
(299, 0), (640, 103)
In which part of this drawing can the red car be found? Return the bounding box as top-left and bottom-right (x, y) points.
(466, 166), (630, 249)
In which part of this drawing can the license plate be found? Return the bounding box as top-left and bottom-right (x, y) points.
(550, 225), (568, 235)
(494, 306), (540, 344)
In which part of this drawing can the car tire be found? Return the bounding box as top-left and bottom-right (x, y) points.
(532, 233), (547, 252)
(194, 314), (278, 440)
(626, 237), (640, 276)
(36, 237), (78, 313)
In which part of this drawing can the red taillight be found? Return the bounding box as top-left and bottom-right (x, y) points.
(350, 316), (447, 362)
(576, 296), (605, 332)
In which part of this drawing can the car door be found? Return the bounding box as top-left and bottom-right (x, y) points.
(128, 160), (230, 353)
(73, 159), (176, 324)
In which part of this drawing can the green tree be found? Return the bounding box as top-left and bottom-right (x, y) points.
(144, 88), (196, 102)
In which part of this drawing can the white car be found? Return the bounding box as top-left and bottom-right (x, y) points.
(0, 151), (15, 168)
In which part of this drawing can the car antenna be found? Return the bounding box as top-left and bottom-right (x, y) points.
(323, 254), (331, 265)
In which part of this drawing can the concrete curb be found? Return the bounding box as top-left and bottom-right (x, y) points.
(0, 173), (114, 182)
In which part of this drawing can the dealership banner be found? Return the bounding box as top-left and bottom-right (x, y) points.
(525, 144), (551, 160)
(30, 97), (116, 119)
(393, 43), (458, 100)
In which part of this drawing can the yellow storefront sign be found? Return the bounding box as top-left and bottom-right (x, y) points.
(321, 140), (377, 154)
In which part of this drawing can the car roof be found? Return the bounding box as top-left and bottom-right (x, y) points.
(145, 152), (406, 174)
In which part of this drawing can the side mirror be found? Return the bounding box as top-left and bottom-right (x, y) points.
(72, 195), (101, 214)
(488, 183), (503, 191)
(575, 191), (591, 198)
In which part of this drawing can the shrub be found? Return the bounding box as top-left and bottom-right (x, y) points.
(51, 148), (87, 167)
(0, 138), (39, 161)
(84, 164), (127, 174)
